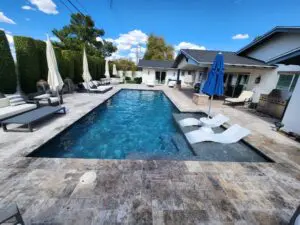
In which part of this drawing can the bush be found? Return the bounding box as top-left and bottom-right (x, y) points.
(34, 40), (47, 80)
(14, 36), (40, 93)
(134, 77), (142, 84)
(0, 30), (17, 93)
(125, 76), (131, 81)
(61, 50), (75, 80)
(72, 50), (83, 83)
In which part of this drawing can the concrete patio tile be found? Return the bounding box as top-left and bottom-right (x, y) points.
(1, 85), (300, 224)
(185, 161), (202, 173)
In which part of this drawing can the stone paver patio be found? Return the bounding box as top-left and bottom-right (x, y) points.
(0, 84), (300, 225)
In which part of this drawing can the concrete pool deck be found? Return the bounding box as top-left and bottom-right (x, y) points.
(0, 84), (300, 224)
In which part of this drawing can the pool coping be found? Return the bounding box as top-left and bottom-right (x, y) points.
(2, 84), (299, 170)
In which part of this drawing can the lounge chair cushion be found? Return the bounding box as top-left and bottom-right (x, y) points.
(6, 94), (26, 106)
(0, 104), (37, 120)
(0, 98), (10, 108)
(34, 94), (51, 100)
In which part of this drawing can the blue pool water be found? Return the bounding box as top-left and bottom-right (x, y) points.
(30, 90), (193, 159)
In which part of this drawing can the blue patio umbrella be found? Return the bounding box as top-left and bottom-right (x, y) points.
(202, 52), (224, 117)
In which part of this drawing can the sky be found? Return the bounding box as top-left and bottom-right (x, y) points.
(1, 0), (300, 62)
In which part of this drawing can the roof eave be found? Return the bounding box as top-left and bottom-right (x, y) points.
(237, 26), (300, 55)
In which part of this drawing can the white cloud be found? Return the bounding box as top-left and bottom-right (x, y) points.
(174, 42), (206, 51)
(232, 33), (249, 40)
(21, 5), (36, 11)
(28, 0), (58, 15)
(106, 30), (148, 63)
(0, 12), (16, 24)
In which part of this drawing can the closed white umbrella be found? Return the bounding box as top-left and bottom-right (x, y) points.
(105, 59), (110, 78)
(113, 64), (117, 76)
(82, 47), (92, 83)
(46, 35), (64, 104)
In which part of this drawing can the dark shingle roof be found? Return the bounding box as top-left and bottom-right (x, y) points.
(138, 59), (175, 69)
(179, 49), (271, 67)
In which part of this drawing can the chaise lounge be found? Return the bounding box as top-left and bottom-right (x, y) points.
(185, 124), (250, 144)
(1, 106), (66, 132)
(80, 81), (113, 93)
(224, 90), (254, 105)
(0, 95), (37, 122)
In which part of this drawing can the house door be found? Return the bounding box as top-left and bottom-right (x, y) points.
(155, 71), (166, 84)
(224, 74), (249, 97)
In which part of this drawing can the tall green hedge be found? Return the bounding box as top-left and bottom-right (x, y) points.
(61, 50), (75, 80)
(34, 40), (47, 80)
(14, 36), (40, 93)
(0, 30), (17, 93)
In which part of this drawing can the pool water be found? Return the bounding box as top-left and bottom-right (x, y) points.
(29, 90), (193, 159)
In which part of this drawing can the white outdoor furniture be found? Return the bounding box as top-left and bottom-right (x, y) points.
(82, 82), (112, 93)
(168, 80), (176, 87)
(0, 97), (37, 121)
(224, 90), (254, 105)
(179, 113), (229, 128)
(34, 93), (61, 106)
(147, 79), (155, 87)
(185, 124), (250, 144)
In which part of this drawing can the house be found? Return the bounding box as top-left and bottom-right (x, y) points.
(137, 59), (177, 85)
(173, 27), (300, 102)
(138, 26), (300, 134)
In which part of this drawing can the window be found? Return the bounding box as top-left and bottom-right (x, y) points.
(276, 74), (299, 92)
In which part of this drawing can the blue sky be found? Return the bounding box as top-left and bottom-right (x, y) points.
(1, 0), (300, 61)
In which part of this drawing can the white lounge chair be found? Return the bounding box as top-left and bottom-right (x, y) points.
(147, 79), (155, 87)
(224, 91), (253, 105)
(185, 124), (250, 144)
(82, 82), (112, 93)
(179, 113), (229, 127)
(168, 80), (176, 87)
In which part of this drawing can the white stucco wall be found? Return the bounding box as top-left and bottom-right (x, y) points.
(242, 64), (300, 102)
(246, 33), (300, 62)
(282, 78), (300, 135)
(141, 68), (178, 85)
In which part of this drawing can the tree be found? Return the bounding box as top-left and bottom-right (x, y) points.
(52, 13), (116, 57)
(113, 59), (137, 71)
(143, 34), (174, 60)
(0, 30), (17, 93)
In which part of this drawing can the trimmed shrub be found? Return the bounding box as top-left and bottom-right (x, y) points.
(72, 50), (83, 83)
(134, 77), (142, 84)
(14, 36), (40, 93)
(34, 40), (47, 80)
(0, 30), (17, 93)
(61, 50), (75, 80)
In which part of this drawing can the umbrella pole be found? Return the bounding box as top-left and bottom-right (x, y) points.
(208, 95), (213, 118)
(57, 87), (61, 106)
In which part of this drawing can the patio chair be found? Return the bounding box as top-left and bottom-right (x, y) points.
(179, 113), (229, 127)
(0, 204), (25, 225)
(0, 95), (37, 122)
(147, 79), (155, 87)
(224, 90), (254, 105)
(290, 205), (300, 225)
(185, 124), (250, 144)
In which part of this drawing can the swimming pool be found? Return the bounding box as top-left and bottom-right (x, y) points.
(29, 90), (193, 160)
(29, 90), (271, 162)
